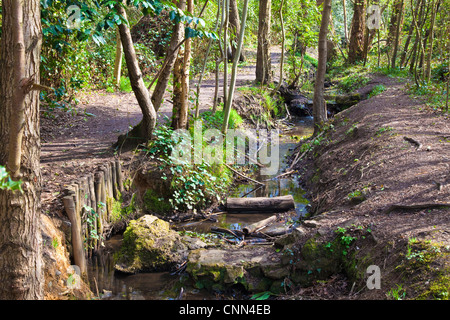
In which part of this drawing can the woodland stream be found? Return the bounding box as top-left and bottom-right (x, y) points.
(87, 116), (314, 300)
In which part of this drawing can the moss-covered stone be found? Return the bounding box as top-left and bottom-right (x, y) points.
(114, 215), (187, 273)
(186, 247), (286, 293)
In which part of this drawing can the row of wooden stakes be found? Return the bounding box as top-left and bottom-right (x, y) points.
(62, 159), (124, 274)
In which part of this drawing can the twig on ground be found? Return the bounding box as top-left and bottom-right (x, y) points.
(403, 136), (422, 150)
(224, 163), (265, 186)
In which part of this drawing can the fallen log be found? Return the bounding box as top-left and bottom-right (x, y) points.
(226, 195), (295, 213)
(243, 215), (278, 235)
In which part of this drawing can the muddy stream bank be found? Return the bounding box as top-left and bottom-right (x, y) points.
(87, 117), (314, 300)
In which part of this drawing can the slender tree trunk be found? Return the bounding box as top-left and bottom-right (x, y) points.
(391, 0), (405, 69)
(313, 0), (332, 135)
(391, 0), (404, 69)
(275, 0), (285, 92)
(172, 0), (193, 129)
(223, 0), (230, 107)
(343, 0), (348, 47)
(348, 0), (366, 64)
(172, 50), (184, 128)
(222, 0), (250, 134)
(400, 0), (420, 68)
(409, 0), (426, 74)
(113, 30), (123, 87)
(0, 0), (44, 299)
(150, 0), (186, 111)
(446, 69), (449, 112)
(410, 0), (427, 85)
(116, 3), (156, 141)
(256, 0), (272, 84)
(425, 0), (438, 82)
(195, 0), (222, 117)
(229, 0), (245, 62)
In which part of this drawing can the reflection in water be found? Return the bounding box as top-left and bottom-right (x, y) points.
(87, 116), (313, 300)
(87, 234), (211, 300)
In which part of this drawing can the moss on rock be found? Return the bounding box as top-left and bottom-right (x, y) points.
(114, 215), (187, 273)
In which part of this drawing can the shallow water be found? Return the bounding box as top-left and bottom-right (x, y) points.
(87, 116), (314, 300)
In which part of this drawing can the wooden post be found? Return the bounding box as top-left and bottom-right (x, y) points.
(63, 196), (86, 274)
(111, 160), (118, 200)
(99, 166), (109, 221)
(94, 171), (104, 240)
(115, 159), (124, 193)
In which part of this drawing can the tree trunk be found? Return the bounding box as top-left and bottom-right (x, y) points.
(409, 0), (426, 74)
(410, 0), (427, 85)
(172, 0), (193, 130)
(222, 0), (250, 134)
(150, 0), (186, 111)
(0, 0), (44, 299)
(390, 0), (405, 69)
(275, 0), (286, 92)
(313, 0), (332, 135)
(116, 3), (156, 142)
(256, 0), (272, 84)
(172, 50), (184, 129)
(342, 0), (348, 47)
(229, 0), (245, 62)
(113, 30), (123, 87)
(425, 0), (439, 82)
(195, 0), (221, 117)
(400, 0), (421, 68)
(347, 0), (366, 64)
(223, 0), (230, 106)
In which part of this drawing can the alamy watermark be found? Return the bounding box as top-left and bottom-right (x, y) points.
(66, 5), (81, 29)
(367, 5), (381, 30)
(66, 265), (82, 289)
(366, 265), (381, 290)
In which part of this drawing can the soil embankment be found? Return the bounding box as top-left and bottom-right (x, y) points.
(289, 75), (450, 299)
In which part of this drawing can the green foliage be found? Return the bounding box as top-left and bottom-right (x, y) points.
(367, 84), (386, 98)
(40, 0), (118, 108)
(375, 126), (394, 137)
(335, 227), (356, 256)
(51, 237), (59, 249)
(303, 53), (318, 68)
(387, 284), (407, 300)
(145, 123), (232, 212)
(83, 202), (104, 248)
(200, 108), (243, 130)
(250, 291), (274, 300)
(0, 166), (23, 192)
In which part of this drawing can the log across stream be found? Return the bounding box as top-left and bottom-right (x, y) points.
(87, 116), (314, 300)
